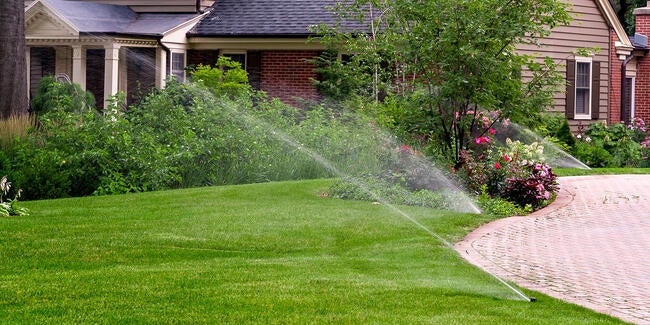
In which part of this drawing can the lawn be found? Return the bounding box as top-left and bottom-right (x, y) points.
(0, 179), (623, 323)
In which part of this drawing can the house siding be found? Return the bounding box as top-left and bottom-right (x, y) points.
(516, 0), (611, 128)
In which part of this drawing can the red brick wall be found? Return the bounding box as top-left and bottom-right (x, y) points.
(610, 30), (623, 124)
(635, 10), (650, 122)
(260, 50), (321, 106)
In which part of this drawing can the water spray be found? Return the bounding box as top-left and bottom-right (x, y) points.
(210, 95), (535, 302)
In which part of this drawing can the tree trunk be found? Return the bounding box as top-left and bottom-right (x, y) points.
(0, 0), (28, 119)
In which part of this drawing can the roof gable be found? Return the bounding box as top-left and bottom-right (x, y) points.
(26, 0), (204, 37)
(26, 1), (79, 38)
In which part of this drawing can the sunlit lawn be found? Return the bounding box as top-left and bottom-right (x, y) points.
(0, 179), (623, 323)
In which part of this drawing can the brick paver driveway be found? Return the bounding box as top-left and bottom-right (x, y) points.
(456, 175), (650, 324)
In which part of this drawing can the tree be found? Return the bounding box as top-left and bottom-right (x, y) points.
(609, 0), (647, 34)
(317, 0), (572, 167)
(0, 0), (29, 119)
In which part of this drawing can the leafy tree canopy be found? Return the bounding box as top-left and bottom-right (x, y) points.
(314, 0), (572, 166)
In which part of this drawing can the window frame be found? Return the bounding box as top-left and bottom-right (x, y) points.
(171, 52), (186, 82)
(574, 56), (592, 120)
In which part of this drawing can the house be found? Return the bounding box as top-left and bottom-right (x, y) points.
(25, 0), (213, 108)
(23, 0), (650, 127)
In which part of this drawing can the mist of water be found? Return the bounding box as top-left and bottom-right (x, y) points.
(494, 121), (590, 169)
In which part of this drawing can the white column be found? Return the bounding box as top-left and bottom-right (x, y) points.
(104, 45), (120, 108)
(155, 46), (167, 88)
(72, 45), (86, 90)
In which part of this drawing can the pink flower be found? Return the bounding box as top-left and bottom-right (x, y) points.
(475, 137), (491, 144)
(503, 155), (512, 162)
(489, 128), (496, 135)
(494, 163), (501, 169)
(403, 145), (409, 151)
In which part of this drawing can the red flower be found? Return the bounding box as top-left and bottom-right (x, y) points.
(489, 128), (496, 135)
(494, 162), (501, 169)
(503, 155), (512, 162)
(475, 137), (491, 144)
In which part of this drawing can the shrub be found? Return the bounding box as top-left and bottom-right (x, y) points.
(459, 134), (559, 209)
(31, 75), (95, 114)
(188, 56), (250, 97)
(573, 120), (647, 168)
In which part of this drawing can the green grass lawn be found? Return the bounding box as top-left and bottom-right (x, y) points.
(1, 179), (623, 323)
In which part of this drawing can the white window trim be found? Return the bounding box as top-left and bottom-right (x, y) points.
(171, 51), (186, 82)
(574, 56), (592, 120)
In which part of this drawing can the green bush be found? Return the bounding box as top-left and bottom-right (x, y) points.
(572, 120), (647, 168)
(31, 75), (95, 114)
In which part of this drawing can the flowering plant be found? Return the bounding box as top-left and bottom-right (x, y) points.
(459, 131), (559, 209)
(1, 175), (29, 217)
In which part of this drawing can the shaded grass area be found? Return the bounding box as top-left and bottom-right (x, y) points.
(1, 180), (623, 323)
(556, 167), (650, 177)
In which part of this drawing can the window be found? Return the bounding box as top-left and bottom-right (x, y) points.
(566, 57), (599, 120)
(171, 52), (186, 82)
(574, 59), (591, 118)
(221, 51), (246, 69)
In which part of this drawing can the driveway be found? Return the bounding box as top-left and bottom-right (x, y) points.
(456, 175), (650, 324)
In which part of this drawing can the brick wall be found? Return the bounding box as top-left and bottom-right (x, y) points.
(634, 6), (650, 122)
(610, 30), (623, 124)
(260, 50), (321, 106)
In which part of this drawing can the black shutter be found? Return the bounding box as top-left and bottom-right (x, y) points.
(565, 59), (575, 119)
(591, 61), (601, 120)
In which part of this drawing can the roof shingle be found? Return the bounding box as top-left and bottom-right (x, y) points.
(189, 0), (365, 37)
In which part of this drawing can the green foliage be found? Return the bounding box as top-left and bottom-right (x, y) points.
(459, 133), (559, 208)
(188, 56), (250, 97)
(554, 118), (576, 148)
(3, 77), (391, 200)
(477, 189), (530, 218)
(572, 119), (648, 168)
(30, 75), (95, 114)
(315, 0), (572, 165)
(0, 175), (28, 216)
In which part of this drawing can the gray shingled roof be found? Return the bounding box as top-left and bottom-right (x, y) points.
(42, 0), (200, 36)
(189, 0), (366, 37)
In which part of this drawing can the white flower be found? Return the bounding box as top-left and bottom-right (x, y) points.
(576, 134), (582, 139)
(585, 136), (591, 142)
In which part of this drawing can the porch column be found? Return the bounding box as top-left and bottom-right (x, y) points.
(156, 46), (167, 88)
(104, 45), (120, 108)
(71, 45), (86, 90)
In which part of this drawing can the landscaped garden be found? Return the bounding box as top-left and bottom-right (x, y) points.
(3, 0), (650, 322)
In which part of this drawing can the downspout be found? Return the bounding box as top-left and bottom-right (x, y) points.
(621, 53), (634, 123)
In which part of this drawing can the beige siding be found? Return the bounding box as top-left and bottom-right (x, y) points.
(516, 0), (611, 123)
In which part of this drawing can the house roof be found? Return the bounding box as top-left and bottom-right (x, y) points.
(188, 0), (365, 37)
(38, 0), (201, 36)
